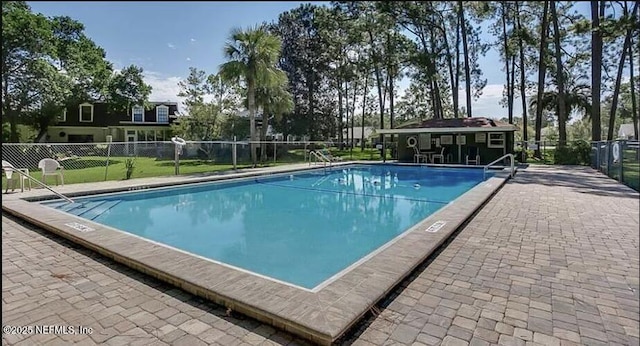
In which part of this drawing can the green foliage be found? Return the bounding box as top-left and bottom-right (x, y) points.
(269, 4), (337, 139)
(218, 115), (250, 140)
(553, 140), (591, 165)
(2, 2), (113, 142)
(107, 65), (152, 114)
(219, 25), (290, 165)
(124, 157), (136, 180)
(172, 69), (241, 141)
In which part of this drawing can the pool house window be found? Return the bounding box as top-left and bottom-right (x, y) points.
(156, 105), (169, 123)
(487, 132), (505, 148)
(132, 105), (144, 122)
(79, 103), (93, 122)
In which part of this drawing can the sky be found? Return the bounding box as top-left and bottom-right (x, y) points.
(29, 1), (590, 120)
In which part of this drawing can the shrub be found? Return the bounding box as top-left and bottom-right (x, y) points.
(124, 157), (136, 179)
(554, 141), (591, 165)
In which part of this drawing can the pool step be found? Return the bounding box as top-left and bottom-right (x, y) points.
(59, 201), (104, 215)
(76, 200), (121, 220)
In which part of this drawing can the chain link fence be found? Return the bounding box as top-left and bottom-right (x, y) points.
(2, 140), (392, 187)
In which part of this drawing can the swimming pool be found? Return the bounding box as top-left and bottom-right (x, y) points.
(44, 164), (490, 290)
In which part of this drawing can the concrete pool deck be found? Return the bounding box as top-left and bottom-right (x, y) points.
(2, 162), (510, 344)
(3, 165), (639, 345)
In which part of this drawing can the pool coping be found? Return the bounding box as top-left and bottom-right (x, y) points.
(1, 162), (512, 345)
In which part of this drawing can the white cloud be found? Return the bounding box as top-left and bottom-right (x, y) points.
(190, 38), (196, 43)
(395, 81), (524, 120)
(186, 57), (191, 61)
(143, 71), (221, 115)
(167, 43), (176, 49)
(458, 84), (529, 120)
(144, 71), (183, 110)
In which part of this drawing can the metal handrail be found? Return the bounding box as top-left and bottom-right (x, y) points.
(309, 150), (331, 167)
(483, 153), (515, 180)
(4, 167), (75, 203)
(314, 151), (333, 166)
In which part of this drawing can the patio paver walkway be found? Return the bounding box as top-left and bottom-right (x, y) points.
(2, 165), (639, 345)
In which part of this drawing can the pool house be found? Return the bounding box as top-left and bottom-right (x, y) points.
(378, 117), (517, 165)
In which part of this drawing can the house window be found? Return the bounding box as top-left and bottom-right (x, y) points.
(58, 109), (67, 122)
(79, 103), (93, 122)
(156, 105), (169, 123)
(132, 105), (144, 122)
(487, 133), (505, 148)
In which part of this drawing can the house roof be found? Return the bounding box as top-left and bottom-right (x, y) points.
(149, 101), (178, 107)
(377, 117), (517, 134)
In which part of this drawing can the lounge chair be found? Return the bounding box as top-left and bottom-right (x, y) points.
(38, 158), (64, 186)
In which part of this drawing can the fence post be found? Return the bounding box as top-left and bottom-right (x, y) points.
(273, 141), (277, 164)
(232, 136), (237, 170)
(174, 143), (180, 175)
(104, 136), (112, 181)
(618, 140), (624, 182)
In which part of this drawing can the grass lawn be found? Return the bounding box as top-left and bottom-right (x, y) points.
(330, 147), (392, 161)
(286, 147), (390, 161)
(1, 149), (312, 190)
(518, 148), (556, 165)
(623, 162), (639, 191)
(622, 149), (640, 191)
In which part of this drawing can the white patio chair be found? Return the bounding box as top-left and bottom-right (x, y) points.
(412, 145), (429, 163)
(38, 158), (64, 186)
(431, 147), (446, 164)
(2, 160), (32, 193)
(466, 147), (480, 165)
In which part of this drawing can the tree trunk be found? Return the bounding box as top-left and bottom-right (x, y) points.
(338, 76), (344, 150)
(361, 73), (369, 150)
(459, 0), (472, 118)
(443, 23), (457, 118)
(516, 1), (528, 142)
(308, 68), (315, 140)
(551, 0), (568, 148)
(534, 1), (550, 158)
(630, 31), (638, 140)
(591, 0), (603, 141)
(351, 79), (357, 149)
(455, 14), (461, 118)
(248, 79), (257, 166)
(428, 27), (444, 119)
(344, 78), (349, 148)
(501, 3), (514, 124)
(260, 101), (269, 163)
(607, 4), (634, 140)
(368, 30), (386, 154)
(9, 109), (19, 142)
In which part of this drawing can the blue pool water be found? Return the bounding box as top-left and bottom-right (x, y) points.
(44, 164), (489, 289)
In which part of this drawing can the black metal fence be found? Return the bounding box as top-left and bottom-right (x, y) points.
(591, 140), (640, 192)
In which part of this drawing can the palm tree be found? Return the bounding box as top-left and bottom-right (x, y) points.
(219, 25), (284, 166)
(530, 80), (592, 136)
(254, 81), (293, 162)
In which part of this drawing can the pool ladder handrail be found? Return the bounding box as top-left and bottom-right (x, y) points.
(309, 150), (332, 168)
(483, 153), (515, 180)
(4, 166), (75, 203)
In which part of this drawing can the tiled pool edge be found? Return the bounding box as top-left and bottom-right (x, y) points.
(1, 165), (511, 345)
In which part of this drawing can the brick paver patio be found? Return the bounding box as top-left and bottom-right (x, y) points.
(2, 165), (639, 345)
